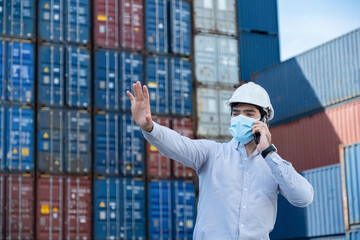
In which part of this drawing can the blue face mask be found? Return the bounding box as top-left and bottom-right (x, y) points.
(229, 115), (260, 144)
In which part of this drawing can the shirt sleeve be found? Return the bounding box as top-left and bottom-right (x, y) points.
(264, 152), (314, 207)
(141, 121), (214, 173)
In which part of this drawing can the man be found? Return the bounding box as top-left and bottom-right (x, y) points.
(126, 81), (314, 240)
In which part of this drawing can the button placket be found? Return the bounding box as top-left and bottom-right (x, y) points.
(238, 158), (251, 239)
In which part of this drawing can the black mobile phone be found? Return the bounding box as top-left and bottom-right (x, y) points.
(254, 116), (266, 145)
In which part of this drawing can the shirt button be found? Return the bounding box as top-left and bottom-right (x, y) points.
(245, 171), (249, 175)
(243, 205), (246, 209)
(241, 224), (244, 228)
(244, 188), (248, 191)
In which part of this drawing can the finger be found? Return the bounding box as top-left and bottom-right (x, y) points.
(143, 85), (150, 103)
(135, 81), (144, 101)
(126, 91), (135, 103)
(133, 83), (139, 100)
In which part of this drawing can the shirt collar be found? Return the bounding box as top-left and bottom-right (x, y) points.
(230, 138), (260, 158)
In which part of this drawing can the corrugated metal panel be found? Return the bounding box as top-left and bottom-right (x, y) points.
(120, 0), (144, 50)
(37, 108), (64, 173)
(64, 176), (91, 240)
(218, 88), (232, 137)
(93, 178), (146, 240)
(195, 34), (238, 86)
(119, 178), (146, 239)
(66, 46), (91, 108)
(94, 49), (120, 111)
(149, 180), (173, 240)
(5, 174), (34, 240)
(146, 116), (172, 179)
(342, 142), (360, 226)
(94, 113), (120, 176)
(120, 52), (143, 111)
(303, 164), (345, 237)
(196, 87), (219, 137)
(348, 229), (360, 240)
(0, 106), (4, 170)
(0, 0), (35, 39)
(239, 31), (280, 82)
(271, 99), (360, 172)
(169, 57), (192, 116)
(93, 0), (119, 48)
(65, 110), (91, 174)
(253, 28), (360, 125)
(270, 193), (306, 240)
(146, 55), (169, 114)
(38, 0), (90, 44)
(172, 181), (195, 240)
(121, 114), (144, 176)
(237, 0), (279, 34)
(172, 118), (195, 179)
(146, 0), (169, 53)
(36, 176), (64, 240)
(194, 0), (236, 35)
(0, 174), (4, 237)
(7, 41), (35, 102)
(6, 107), (33, 172)
(309, 235), (347, 240)
(0, 41), (5, 101)
(38, 44), (65, 106)
(170, 0), (191, 55)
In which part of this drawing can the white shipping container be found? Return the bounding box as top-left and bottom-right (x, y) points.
(196, 87), (234, 137)
(195, 35), (239, 86)
(194, 0), (236, 35)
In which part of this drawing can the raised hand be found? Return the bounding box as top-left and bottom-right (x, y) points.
(126, 81), (153, 132)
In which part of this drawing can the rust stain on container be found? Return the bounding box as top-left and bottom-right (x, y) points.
(271, 99), (360, 172)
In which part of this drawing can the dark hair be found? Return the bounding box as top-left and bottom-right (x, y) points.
(230, 102), (267, 119)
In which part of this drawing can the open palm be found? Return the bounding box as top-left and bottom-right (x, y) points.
(126, 81), (153, 132)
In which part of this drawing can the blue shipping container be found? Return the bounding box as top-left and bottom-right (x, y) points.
(239, 31), (280, 82)
(37, 108), (64, 173)
(120, 52), (143, 111)
(169, 57), (192, 116)
(146, 56), (169, 114)
(38, 44), (65, 106)
(93, 178), (146, 240)
(7, 41), (34, 102)
(237, 0), (279, 34)
(170, 0), (191, 55)
(0, 0), (35, 39)
(94, 113), (120, 176)
(0, 41), (5, 101)
(121, 114), (144, 176)
(271, 164), (344, 239)
(149, 180), (173, 240)
(65, 110), (91, 174)
(5, 106), (33, 171)
(119, 178), (146, 239)
(146, 0), (169, 53)
(253, 28), (360, 126)
(303, 164), (345, 237)
(66, 46), (91, 107)
(94, 50), (120, 111)
(342, 142), (360, 227)
(38, 0), (90, 44)
(0, 106), (4, 170)
(172, 181), (196, 240)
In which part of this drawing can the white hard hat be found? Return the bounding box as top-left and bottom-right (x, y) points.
(226, 82), (274, 120)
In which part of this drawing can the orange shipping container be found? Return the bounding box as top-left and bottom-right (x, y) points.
(271, 99), (360, 172)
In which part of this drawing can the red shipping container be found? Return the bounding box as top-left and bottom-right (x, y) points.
(5, 174), (34, 240)
(36, 176), (91, 240)
(120, 0), (144, 50)
(0, 174), (4, 238)
(146, 116), (172, 179)
(94, 0), (143, 50)
(172, 118), (196, 179)
(271, 99), (360, 172)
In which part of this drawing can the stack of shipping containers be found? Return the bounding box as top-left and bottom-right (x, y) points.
(253, 28), (360, 239)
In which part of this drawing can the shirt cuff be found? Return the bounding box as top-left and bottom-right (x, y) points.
(141, 121), (160, 137)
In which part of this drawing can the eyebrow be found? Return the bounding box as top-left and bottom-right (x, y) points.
(232, 109), (256, 113)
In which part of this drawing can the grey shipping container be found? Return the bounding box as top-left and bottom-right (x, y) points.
(196, 86), (234, 138)
(195, 34), (238, 86)
(253, 28), (360, 126)
(194, 0), (236, 35)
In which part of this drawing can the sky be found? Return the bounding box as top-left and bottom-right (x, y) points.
(278, 0), (360, 61)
